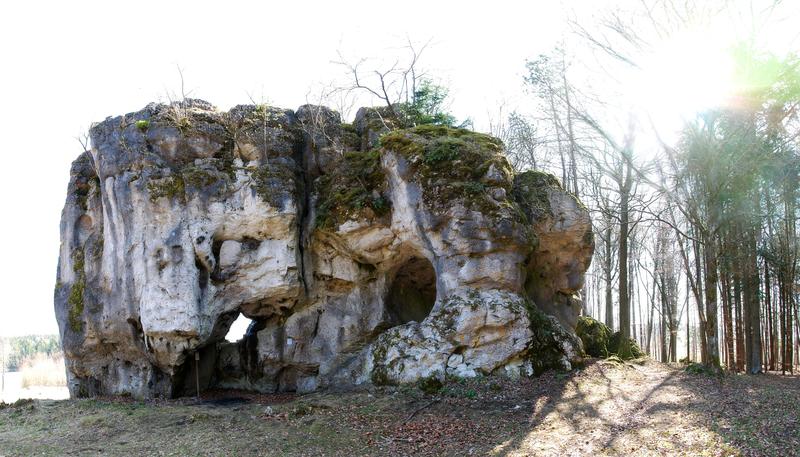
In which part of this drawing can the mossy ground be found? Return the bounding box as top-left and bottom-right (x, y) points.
(3, 362), (793, 456)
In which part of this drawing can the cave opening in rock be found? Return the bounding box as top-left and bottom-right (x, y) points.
(172, 311), (266, 397)
(225, 314), (255, 342)
(386, 256), (437, 325)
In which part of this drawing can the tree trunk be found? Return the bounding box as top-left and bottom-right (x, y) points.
(703, 229), (722, 370)
(604, 226), (614, 330)
(617, 162), (633, 357)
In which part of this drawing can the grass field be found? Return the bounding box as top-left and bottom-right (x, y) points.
(0, 359), (797, 456)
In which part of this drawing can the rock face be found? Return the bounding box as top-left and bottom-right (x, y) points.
(55, 100), (594, 398)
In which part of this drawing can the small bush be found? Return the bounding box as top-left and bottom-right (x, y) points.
(417, 376), (444, 395)
(135, 119), (150, 131)
(685, 363), (722, 376)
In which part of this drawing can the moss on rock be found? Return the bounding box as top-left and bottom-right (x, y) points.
(524, 301), (580, 374)
(576, 315), (612, 357)
(511, 170), (562, 223)
(608, 331), (644, 360)
(67, 247), (86, 332)
(380, 125), (517, 216)
(315, 149), (390, 230)
(147, 175), (185, 202)
(250, 162), (297, 209)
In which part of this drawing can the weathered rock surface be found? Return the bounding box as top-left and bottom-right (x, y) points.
(55, 100), (593, 398)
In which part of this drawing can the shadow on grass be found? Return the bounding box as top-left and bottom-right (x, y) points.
(490, 359), (799, 456)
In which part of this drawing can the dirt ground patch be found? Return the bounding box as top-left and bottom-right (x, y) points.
(0, 360), (797, 456)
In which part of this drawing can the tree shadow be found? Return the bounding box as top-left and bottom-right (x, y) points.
(491, 360), (800, 456)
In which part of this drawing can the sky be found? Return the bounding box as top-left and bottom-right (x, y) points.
(0, 0), (797, 337)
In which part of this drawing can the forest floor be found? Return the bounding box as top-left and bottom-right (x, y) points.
(0, 359), (798, 456)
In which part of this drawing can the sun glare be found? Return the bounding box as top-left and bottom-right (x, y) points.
(634, 29), (736, 127)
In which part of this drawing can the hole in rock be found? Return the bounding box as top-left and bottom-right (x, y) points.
(172, 311), (266, 397)
(387, 256), (437, 325)
(225, 314), (256, 342)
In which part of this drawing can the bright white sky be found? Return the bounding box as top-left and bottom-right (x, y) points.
(0, 0), (797, 337)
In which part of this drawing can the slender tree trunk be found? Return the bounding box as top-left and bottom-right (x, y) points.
(766, 264), (776, 371)
(703, 228), (722, 370)
(687, 276), (691, 361)
(604, 226), (614, 330)
(618, 163), (633, 357)
(743, 225), (763, 374)
(693, 235), (709, 364)
(734, 262), (745, 372)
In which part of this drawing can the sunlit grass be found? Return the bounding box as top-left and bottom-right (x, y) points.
(20, 354), (66, 388)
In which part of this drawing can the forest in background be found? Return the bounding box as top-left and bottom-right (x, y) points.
(495, 1), (800, 374)
(0, 335), (60, 372)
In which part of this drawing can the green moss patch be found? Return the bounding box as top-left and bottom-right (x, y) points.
(67, 248), (86, 332)
(380, 125), (515, 216)
(524, 301), (580, 374)
(147, 156), (244, 203)
(339, 123), (361, 150)
(250, 163), (297, 208)
(608, 331), (644, 360)
(315, 149), (390, 230)
(147, 175), (185, 202)
(182, 166), (220, 189)
(576, 315), (612, 357)
(511, 170), (561, 223)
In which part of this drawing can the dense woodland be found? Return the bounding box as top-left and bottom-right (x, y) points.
(323, 1), (800, 375)
(496, 2), (800, 374)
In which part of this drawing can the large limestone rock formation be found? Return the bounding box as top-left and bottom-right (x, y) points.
(55, 100), (593, 398)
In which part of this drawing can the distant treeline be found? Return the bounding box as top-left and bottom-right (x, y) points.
(1, 335), (61, 371)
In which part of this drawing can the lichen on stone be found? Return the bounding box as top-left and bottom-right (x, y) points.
(147, 175), (185, 202)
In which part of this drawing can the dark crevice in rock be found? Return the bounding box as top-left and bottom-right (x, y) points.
(194, 254), (209, 291)
(294, 129), (312, 300)
(210, 238), (225, 283)
(173, 344), (219, 397)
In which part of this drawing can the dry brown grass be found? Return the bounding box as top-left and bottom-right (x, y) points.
(19, 354), (66, 388)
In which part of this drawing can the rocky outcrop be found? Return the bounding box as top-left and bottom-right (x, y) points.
(55, 100), (594, 398)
